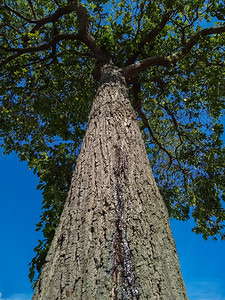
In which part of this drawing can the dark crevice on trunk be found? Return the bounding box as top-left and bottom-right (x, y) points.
(113, 145), (140, 299)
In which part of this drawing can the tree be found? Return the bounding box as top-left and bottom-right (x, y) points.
(0, 0), (225, 298)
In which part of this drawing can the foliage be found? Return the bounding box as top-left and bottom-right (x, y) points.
(0, 0), (225, 284)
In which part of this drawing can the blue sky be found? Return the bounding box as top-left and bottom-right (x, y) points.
(0, 150), (41, 300)
(0, 147), (225, 300)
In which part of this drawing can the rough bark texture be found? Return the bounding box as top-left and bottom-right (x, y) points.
(32, 66), (188, 299)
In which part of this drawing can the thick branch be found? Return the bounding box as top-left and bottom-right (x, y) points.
(30, 2), (80, 32)
(72, 2), (110, 62)
(183, 25), (225, 55)
(122, 56), (171, 81)
(168, 25), (225, 63)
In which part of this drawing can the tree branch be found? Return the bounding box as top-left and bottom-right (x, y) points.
(1, 0), (107, 61)
(172, 7), (200, 47)
(126, 0), (175, 65)
(0, 1), (110, 67)
(27, 0), (37, 19)
(123, 24), (225, 79)
(0, 4), (34, 23)
(0, 33), (79, 67)
(31, 1), (109, 61)
(0, 2), (80, 30)
(129, 0), (148, 50)
(182, 25), (225, 55)
(0, 53), (22, 68)
(30, 2), (80, 33)
(70, 2), (110, 62)
(122, 56), (171, 81)
(0, 33), (79, 53)
(52, 0), (60, 6)
(132, 80), (174, 165)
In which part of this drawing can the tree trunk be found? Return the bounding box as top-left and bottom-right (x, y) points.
(32, 65), (188, 300)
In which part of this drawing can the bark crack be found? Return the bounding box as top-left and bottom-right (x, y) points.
(113, 145), (140, 300)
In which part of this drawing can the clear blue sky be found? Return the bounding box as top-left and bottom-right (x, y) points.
(0, 147), (225, 300)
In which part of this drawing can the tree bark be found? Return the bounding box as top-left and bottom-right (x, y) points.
(32, 65), (188, 300)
